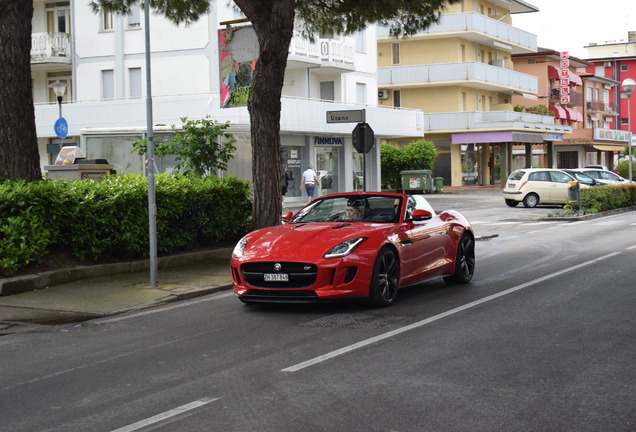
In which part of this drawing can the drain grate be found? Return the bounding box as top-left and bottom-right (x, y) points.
(299, 313), (409, 329)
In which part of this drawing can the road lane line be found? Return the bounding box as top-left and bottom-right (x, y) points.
(627, 245), (636, 250)
(110, 397), (219, 432)
(282, 251), (621, 373)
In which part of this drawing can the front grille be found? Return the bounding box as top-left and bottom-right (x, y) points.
(241, 262), (318, 288)
(241, 289), (320, 303)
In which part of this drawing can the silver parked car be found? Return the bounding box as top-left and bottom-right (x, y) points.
(570, 168), (628, 185)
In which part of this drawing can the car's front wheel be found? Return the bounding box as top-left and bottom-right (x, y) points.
(505, 199), (519, 207)
(523, 193), (539, 208)
(444, 232), (475, 284)
(369, 247), (399, 307)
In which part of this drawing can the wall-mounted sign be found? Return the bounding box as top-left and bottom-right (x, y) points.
(560, 51), (570, 109)
(313, 136), (344, 146)
(594, 128), (629, 142)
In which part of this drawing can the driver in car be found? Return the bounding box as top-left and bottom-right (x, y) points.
(345, 200), (365, 220)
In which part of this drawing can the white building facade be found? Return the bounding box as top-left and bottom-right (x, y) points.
(32, 0), (423, 203)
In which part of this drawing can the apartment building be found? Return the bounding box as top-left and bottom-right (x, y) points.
(512, 49), (622, 170)
(377, 0), (571, 188)
(31, 1), (423, 203)
(584, 31), (636, 156)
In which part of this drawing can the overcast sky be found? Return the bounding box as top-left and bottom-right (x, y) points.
(512, 0), (636, 59)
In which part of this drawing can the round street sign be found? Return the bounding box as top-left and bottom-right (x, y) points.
(54, 117), (68, 139)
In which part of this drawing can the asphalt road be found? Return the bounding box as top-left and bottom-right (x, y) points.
(1, 192), (634, 432)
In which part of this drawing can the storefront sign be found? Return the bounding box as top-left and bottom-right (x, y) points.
(313, 136), (344, 146)
(544, 133), (563, 141)
(594, 128), (629, 142)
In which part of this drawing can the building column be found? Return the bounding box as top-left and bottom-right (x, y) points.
(525, 143), (532, 168)
(547, 141), (554, 168)
(451, 144), (462, 187)
(501, 143), (510, 188)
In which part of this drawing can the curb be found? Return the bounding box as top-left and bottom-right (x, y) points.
(0, 248), (233, 296)
(535, 205), (636, 222)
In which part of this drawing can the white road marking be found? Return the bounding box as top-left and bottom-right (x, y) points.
(282, 251), (621, 373)
(110, 397), (219, 432)
(627, 245), (636, 250)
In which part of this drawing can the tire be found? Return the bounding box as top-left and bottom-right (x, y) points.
(444, 232), (475, 284)
(522, 193), (539, 208)
(368, 247), (399, 307)
(505, 199), (519, 207)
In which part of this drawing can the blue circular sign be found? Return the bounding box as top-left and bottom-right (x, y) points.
(54, 117), (68, 139)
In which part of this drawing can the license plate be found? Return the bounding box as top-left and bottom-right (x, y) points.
(508, 183), (515, 188)
(264, 273), (289, 282)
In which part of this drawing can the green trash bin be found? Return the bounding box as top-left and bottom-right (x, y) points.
(400, 170), (432, 193)
(434, 177), (444, 193)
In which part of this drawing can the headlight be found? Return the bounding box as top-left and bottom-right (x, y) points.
(324, 237), (367, 259)
(232, 237), (248, 258)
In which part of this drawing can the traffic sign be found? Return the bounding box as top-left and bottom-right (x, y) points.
(54, 117), (68, 139)
(327, 110), (365, 123)
(352, 122), (374, 154)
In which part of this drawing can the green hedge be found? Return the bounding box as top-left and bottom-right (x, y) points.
(0, 173), (252, 276)
(576, 183), (636, 213)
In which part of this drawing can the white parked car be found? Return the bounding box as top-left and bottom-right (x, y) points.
(571, 168), (628, 185)
(503, 168), (585, 208)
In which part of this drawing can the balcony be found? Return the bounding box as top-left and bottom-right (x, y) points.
(287, 32), (355, 72)
(378, 62), (538, 94)
(31, 32), (71, 66)
(586, 100), (619, 114)
(34, 93), (422, 139)
(549, 89), (584, 107)
(377, 12), (537, 54)
(422, 110), (571, 134)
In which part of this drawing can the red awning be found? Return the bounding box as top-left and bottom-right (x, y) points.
(547, 65), (582, 86)
(549, 104), (567, 120)
(569, 72), (583, 86)
(548, 65), (560, 80)
(564, 107), (583, 122)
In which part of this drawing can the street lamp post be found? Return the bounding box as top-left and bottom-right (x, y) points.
(49, 81), (68, 148)
(622, 78), (635, 183)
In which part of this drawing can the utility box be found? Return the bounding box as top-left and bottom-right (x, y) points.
(400, 170), (433, 193)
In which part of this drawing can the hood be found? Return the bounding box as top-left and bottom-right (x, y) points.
(240, 222), (385, 261)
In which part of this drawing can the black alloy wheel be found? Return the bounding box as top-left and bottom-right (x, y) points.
(444, 232), (475, 284)
(369, 247), (399, 307)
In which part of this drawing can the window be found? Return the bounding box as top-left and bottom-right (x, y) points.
(391, 43), (400, 65)
(101, 10), (114, 31)
(46, 2), (70, 33)
(393, 90), (401, 108)
(101, 69), (114, 100)
(460, 44), (465, 62)
(354, 31), (366, 53)
(129, 67), (142, 98)
(356, 83), (366, 105)
(621, 64), (628, 72)
(127, 6), (141, 29)
(320, 81), (334, 101)
(622, 118), (629, 125)
(461, 92), (466, 111)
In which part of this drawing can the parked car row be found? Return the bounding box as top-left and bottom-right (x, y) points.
(502, 167), (629, 208)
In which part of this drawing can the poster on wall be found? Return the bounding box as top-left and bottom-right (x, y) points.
(219, 26), (259, 108)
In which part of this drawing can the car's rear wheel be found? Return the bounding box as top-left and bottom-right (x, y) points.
(369, 247), (399, 307)
(523, 193), (539, 208)
(505, 199), (519, 207)
(444, 232), (475, 284)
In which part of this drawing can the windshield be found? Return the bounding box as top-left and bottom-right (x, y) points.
(290, 195), (402, 223)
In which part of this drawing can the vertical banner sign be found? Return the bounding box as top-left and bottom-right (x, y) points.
(560, 51), (570, 105)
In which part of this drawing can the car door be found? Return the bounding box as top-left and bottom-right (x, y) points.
(548, 170), (574, 202)
(401, 195), (452, 286)
(527, 171), (551, 202)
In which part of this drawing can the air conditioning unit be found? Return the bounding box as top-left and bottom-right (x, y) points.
(378, 89), (389, 99)
(605, 61), (613, 68)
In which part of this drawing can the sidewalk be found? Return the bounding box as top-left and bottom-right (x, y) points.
(0, 249), (233, 325)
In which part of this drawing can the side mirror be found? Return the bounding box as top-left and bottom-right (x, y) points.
(282, 211), (293, 222)
(409, 209), (433, 221)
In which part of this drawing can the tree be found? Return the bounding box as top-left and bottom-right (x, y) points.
(132, 116), (236, 177)
(0, 1), (41, 182)
(1, 0), (459, 226)
(381, 140), (437, 191)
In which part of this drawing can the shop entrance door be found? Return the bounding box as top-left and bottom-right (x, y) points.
(316, 147), (340, 194)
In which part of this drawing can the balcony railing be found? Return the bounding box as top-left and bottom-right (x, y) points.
(549, 88), (584, 107)
(31, 32), (71, 63)
(288, 32), (354, 65)
(422, 110), (571, 134)
(586, 100), (619, 113)
(377, 12), (537, 53)
(378, 62), (538, 94)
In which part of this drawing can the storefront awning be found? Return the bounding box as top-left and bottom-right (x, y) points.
(593, 145), (626, 151)
(549, 104), (567, 120)
(565, 107), (583, 122)
(547, 66), (582, 86)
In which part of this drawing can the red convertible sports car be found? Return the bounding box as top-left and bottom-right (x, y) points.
(231, 192), (475, 307)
